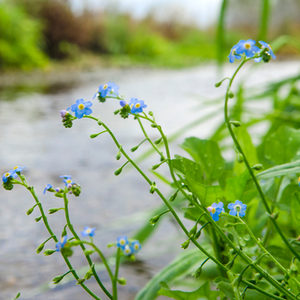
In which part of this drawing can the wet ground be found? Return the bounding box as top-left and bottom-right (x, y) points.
(0, 61), (299, 300)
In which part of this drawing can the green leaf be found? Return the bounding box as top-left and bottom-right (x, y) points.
(172, 155), (203, 184)
(181, 137), (225, 183)
(278, 184), (300, 212)
(257, 159), (300, 179)
(216, 280), (234, 299)
(233, 126), (258, 175)
(158, 282), (218, 300)
(260, 126), (300, 165)
(135, 249), (207, 300)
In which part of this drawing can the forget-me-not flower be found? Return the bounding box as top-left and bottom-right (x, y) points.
(130, 240), (141, 253)
(70, 99), (93, 119)
(2, 170), (18, 183)
(207, 202), (224, 221)
(98, 82), (119, 99)
(129, 98), (147, 114)
(60, 175), (73, 187)
(117, 236), (129, 249)
(43, 184), (53, 194)
(56, 235), (68, 252)
(228, 200), (247, 217)
(81, 226), (96, 237)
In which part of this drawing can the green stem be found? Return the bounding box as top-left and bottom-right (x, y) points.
(63, 193), (113, 299)
(84, 116), (295, 298)
(239, 217), (291, 276)
(136, 117), (165, 159)
(113, 248), (121, 300)
(24, 184), (101, 300)
(224, 59), (300, 261)
(81, 241), (114, 285)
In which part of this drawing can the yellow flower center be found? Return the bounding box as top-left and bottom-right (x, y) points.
(103, 84), (108, 90)
(134, 244), (139, 250)
(244, 43), (251, 50)
(66, 179), (72, 184)
(234, 204), (241, 212)
(13, 166), (19, 170)
(61, 237), (65, 243)
(78, 104), (85, 110)
(5, 172), (10, 177)
(124, 247), (131, 254)
(120, 239), (125, 245)
(86, 228), (91, 234)
(211, 207), (216, 214)
(135, 103), (141, 108)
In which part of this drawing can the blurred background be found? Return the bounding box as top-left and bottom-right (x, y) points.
(0, 0), (300, 299)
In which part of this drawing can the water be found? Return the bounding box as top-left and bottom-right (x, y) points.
(0, 62), (299, 299)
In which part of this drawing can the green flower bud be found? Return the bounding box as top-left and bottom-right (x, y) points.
(130, 145), (139, 152)
(149, 215), (160, 225)
(35, 216), (42, 222)
(114, 168), (122, 176)
(26, 206), (36, 215)
(84, 269), (94, 280)
(116, 151), (122, 160)
(252, 164), (263, 170)
(71, 184), (81, 196)
(3, 181), (14, 190)
(14, 292), (21, 300)
(149, 184), (156, 194)
(44, 249), (56, 256)
(49, 208), (63, 214)
(181, 239), (190, 249)
(84, 249), (95, 256)
(230, 120), (241, 127)
(52, 274), (65, 284)
(154, 137), (162, 145)
(228, 91), (234, 98)
(36, 243), (45, 254)
(117, 277), (127, 285)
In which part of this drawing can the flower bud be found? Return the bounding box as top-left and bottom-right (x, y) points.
(181, 239), (190, 249)
(149, 215), (160, 225)
(252, 164), (263, 170)
(228, 91), (234, 98)
(84, 269), (93, 280)
(49, 208), (62, 214)
(117, 277), (127, 285)
(35, 216), (42, 222)
(44, 249), (56, 256)
(114, 168), (123, 176)
(84, 249), (95, 256)
(52, 274), (65, 284)
(36, 243), (45, 254)
(71, 184), (81, 196)
(230, 120), (241, 127)
(26, 206), (36, 215)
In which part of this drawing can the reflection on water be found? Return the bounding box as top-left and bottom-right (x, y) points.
(0, 62), (299, 299)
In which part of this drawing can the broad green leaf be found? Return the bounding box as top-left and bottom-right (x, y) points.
(135, 249), (207, 300)
(278, 184), (300, 212)
(158, 282), (218, 300)
(181, 137), (225, 183)
(233, 126), (258, 175)
(172, 155), (203, 184)
(216, 280), (234, 299)
(260, 126), (300, 165)
(257, 159), (300, 179)
(225, 171), (251, 200)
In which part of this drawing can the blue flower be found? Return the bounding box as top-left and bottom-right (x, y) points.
(81, 226), (96, 237)
(43, 184), (53, 194)
(2, 170), (18, 183)
(130, 240), (141, 253)
(117, 236), (129, 249)
(60, 175), (73, 187)
(56, 235), (68, 252)
(123, 244), (133, 256)
(129, 98), (147, 114)
(120, 100), (127, 107)
(70, 99), (93, 119)
(12, 166), (24, 173)
(228, 200), (247, 217)
(207, 202), (224, 221)
(228, 43), (242, 63)
(238, 39), (260, 58)
(98, 82), (119, 98)
(229, 40), (260, 63)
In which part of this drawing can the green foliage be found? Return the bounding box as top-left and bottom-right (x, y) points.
(0, 1), (47, 69)
(135, 249), (207, 300)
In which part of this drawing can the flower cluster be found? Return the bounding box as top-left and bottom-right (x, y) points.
(116, 236), (141, 256)
(97, 82), (119, 102)
(56, 235), (68, 252)
(207, 200), (247, 221)
(43, 175), (81, 197)
(2, 166), (24, 190)
(229, 39), (276, 63)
